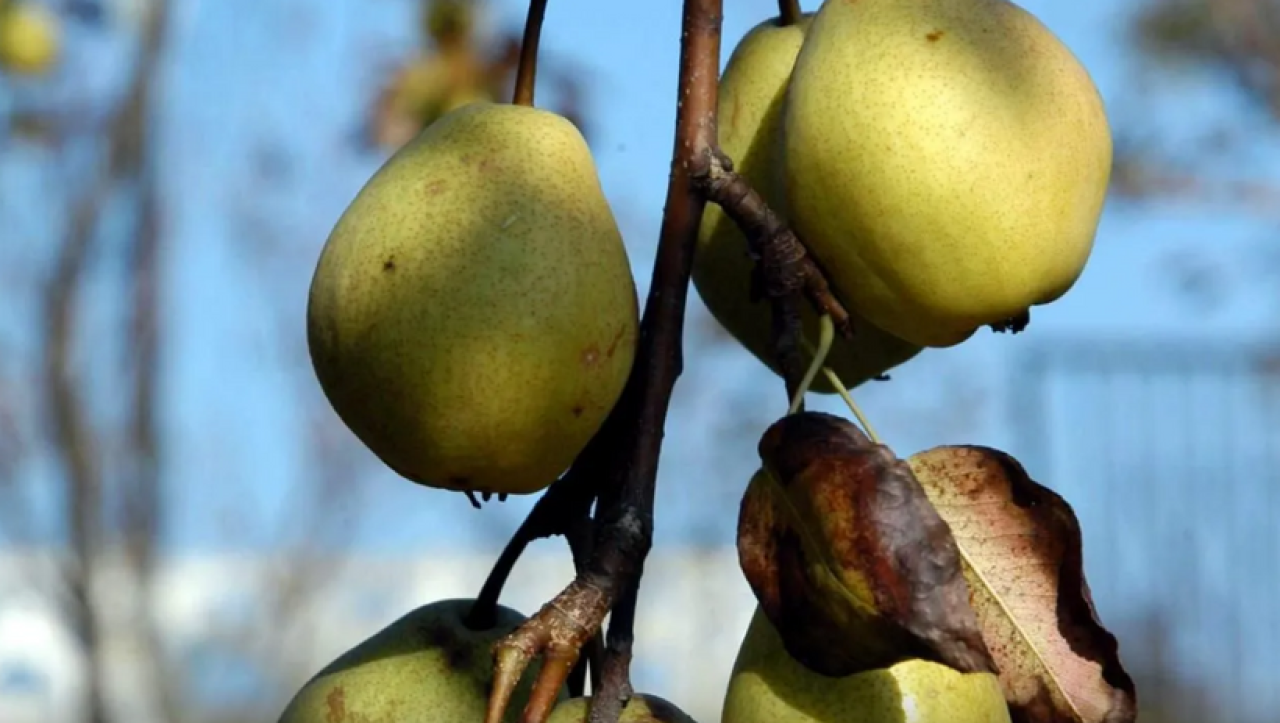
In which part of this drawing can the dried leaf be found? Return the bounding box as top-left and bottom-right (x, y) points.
(908, 446), (1137, 723)
(737, 412), (995, 677)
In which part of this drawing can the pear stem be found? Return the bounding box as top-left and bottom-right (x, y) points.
(788, 314), (835, 415)
(513, 0), (548, 107)
(797, 334), (883, 444)
(777, 0), (802, 26)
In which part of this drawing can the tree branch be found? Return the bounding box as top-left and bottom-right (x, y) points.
(688, 149), (853, 400)
(481, 2), (722, 723)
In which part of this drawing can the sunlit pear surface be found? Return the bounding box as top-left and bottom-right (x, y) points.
(308, 101), (639, 497)
(783, 0), (1113, 348)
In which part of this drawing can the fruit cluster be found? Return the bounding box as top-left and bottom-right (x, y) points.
(697, 0), (1112, 389)
(291, 0), (1123, 721)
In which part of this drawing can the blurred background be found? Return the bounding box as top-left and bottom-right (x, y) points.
(0, 0), (1277, 721)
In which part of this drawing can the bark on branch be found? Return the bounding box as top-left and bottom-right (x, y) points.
(688, 149), (853, 399)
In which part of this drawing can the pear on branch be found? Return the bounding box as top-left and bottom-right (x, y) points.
(782, 0), (1113, 348)
(694, 14), (921, 391)
(308, 100), (639, 498)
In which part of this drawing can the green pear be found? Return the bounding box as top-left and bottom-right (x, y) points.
(277, 599), (560, 723)
(722, 608), (1010, 723)
(783, 0), (1113, 348)
(694, 15), (921, 392)
(547, 694), (700, 723)
(308, 102), (639, 496)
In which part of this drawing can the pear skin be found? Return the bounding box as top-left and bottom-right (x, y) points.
(548, 694), (700, 723)
(722, 608), (1010, 723)
(308, 102), (639, 496)
(694, 16), (921, 392)
(783, 0), (1112, 348)
(278, 599), (561, 723)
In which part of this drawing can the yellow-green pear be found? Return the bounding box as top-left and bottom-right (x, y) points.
(308, 101), (639, 496)
(548, 694), (700, 723)
(783, 0), (1113, 348)
(278, 599), (563, 723)
(694, 15), (921, 392)
(0, 2), (61, 76)
(722, 608), (1010, 723)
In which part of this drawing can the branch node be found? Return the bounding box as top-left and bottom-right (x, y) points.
(691, 145), (856, 397)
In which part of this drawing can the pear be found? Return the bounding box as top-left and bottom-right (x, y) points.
(722, 608), (1010, 723)
(278, 599), (560, 723)
(547, 694), (700, 723)
(308, 101), (639, 496)
(0, 2), (61, 76)
(783, 0), (1113, 348)
(694, 16), (921, 392)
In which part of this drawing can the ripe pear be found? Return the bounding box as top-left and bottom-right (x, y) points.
(0, 2), (61, 76)
(308, 101), (639, 496)
(278, 599), (562, 723)
(783, 0), (1113, 348)
(694, 15), (921, 392)
(722, 608), (1010, 723)
(547, 694), (700, 723)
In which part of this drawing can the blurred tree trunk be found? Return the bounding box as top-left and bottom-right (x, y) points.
(39, 3), (172, 722)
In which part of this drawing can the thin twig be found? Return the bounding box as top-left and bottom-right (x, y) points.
(466, 468), (598, 630)
(512, 0), (549, 106)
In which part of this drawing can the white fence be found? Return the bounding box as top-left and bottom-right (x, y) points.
(0, 546), (758, 723)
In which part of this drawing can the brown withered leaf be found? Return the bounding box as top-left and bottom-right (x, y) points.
(908, 446), (1137, 723)
(737, 411), (996, 677)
